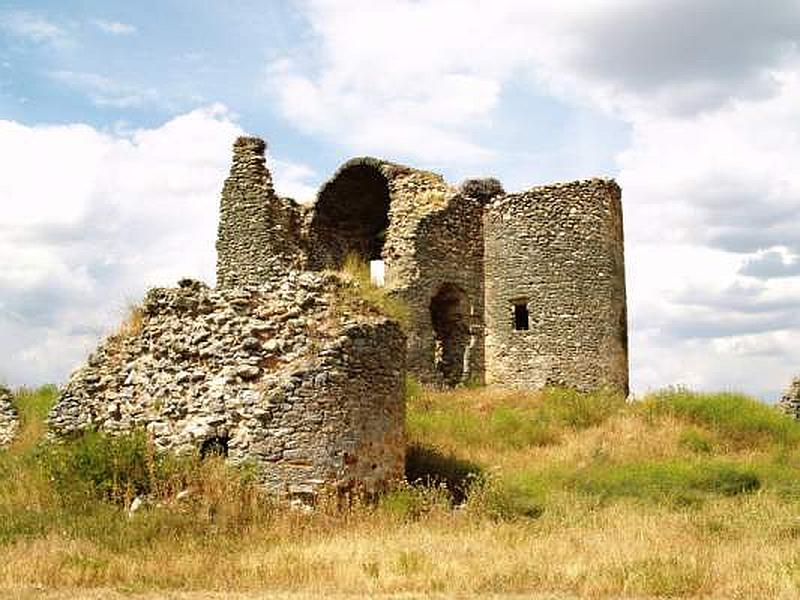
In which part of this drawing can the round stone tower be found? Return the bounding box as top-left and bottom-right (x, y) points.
(483, 179), (629, 393)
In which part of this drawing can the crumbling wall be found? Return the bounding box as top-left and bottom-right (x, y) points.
(395, 191), (489, 386)
(778, 377), (800, 420)
(305, 160), (490, 386)
(0, 386), (18, 447)
(216, 137), (304, 288)
(484, 179), (629, 392)
(49, 273), (406, 494)
(305, 158), (393, 270)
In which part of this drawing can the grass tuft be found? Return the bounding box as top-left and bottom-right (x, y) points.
(335, 254), (409, 326)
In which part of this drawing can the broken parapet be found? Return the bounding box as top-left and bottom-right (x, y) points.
(0, 385), (18, 447)
(216, 137), (304, 288)
(778, 377), (800, 420)
(49, 273), (406, 495)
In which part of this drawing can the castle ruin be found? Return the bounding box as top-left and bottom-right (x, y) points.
(47, 135), (628, 494)
(218, 137), (629, 391)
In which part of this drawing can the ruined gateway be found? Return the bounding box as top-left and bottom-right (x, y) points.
(48, 136), (628, 494)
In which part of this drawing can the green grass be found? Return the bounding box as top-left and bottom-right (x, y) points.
(4, 383), (800, 595)
(641, 387), (800, 449)
(569, 458), (761, 504)
(407, 386), (626, 453)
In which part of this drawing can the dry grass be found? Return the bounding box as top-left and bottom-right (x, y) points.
(333, 254), (410, 326)
(3, 384), (800, 598)
(116, 302), (144, 339)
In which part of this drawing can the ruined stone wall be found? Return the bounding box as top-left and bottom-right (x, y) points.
(216, 137), (304, 288)
(0, 386), (18, 447)
(49, 273), (406, 495)
(394, 191), (489, 386)
(484, 179), (628, 392)
(778, 377), (800, 420)
(305, 159), (490, 386)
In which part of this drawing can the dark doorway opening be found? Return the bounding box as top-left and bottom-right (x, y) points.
(430, 283), (471, 386)
(200, 435), (229, 459)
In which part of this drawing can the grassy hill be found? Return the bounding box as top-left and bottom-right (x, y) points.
(3, 383), (800, 597)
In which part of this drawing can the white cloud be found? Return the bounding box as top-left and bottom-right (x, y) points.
(0, 106), (315, 386)
(267, 0), (799, 164)
(1, 11), (71, 47)
(92, 20), (137, 35)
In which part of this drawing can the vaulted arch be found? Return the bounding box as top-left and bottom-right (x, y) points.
(307, 159), (391, 270)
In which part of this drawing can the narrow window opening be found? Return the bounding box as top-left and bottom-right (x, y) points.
(370, 259), (385, 287)
(513, 302), (529, 331)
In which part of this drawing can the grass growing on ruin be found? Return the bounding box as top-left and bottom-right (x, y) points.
(5, 384), (800, 597)
(334, 253), (410, 326)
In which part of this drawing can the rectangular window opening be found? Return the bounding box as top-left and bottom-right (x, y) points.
(370, 259), (385, 287)
(513, 301), (529, 331)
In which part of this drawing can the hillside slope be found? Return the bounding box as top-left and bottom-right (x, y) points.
(2, 384), (800, 597)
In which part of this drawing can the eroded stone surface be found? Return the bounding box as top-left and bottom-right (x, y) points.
(778, 377), (800, 420)
(53, 134), (630, 495)
(49, 273), (406, 494)
(484, 179), (628, 392)
(0, 385), (18, 447)
(214, 136), (629, 392)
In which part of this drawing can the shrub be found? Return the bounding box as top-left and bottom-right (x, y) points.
(38, 430), (166, 505)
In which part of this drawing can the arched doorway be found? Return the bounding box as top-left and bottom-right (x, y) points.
(307, 160), (391, 271)
(430, 283), (471, 386)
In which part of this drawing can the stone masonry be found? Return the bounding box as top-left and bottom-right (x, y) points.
(50, 274), (406, 495)
(0, 385), (18, 447)
(213, 136), (628, 392)
(778, 377), (800, 420)
(216, 137), (304, 288)
(484, 179), (629, 392)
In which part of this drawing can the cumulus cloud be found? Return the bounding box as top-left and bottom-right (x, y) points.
(267, 0), (800, 164)
(0, 105), (315, 386)
(740, 249), (800, 279)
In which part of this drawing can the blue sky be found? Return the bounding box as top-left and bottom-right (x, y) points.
(2, 0), (800, 400)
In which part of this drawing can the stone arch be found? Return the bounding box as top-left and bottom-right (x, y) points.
(307, 160), (391, 270)
(430, 283), (471, 386)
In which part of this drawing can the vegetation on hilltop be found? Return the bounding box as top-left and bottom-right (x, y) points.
(3, 383), (800, 597)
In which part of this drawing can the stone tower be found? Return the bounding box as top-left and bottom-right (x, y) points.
(483, 179), (629, 392)
(216, 137), (303, 287)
